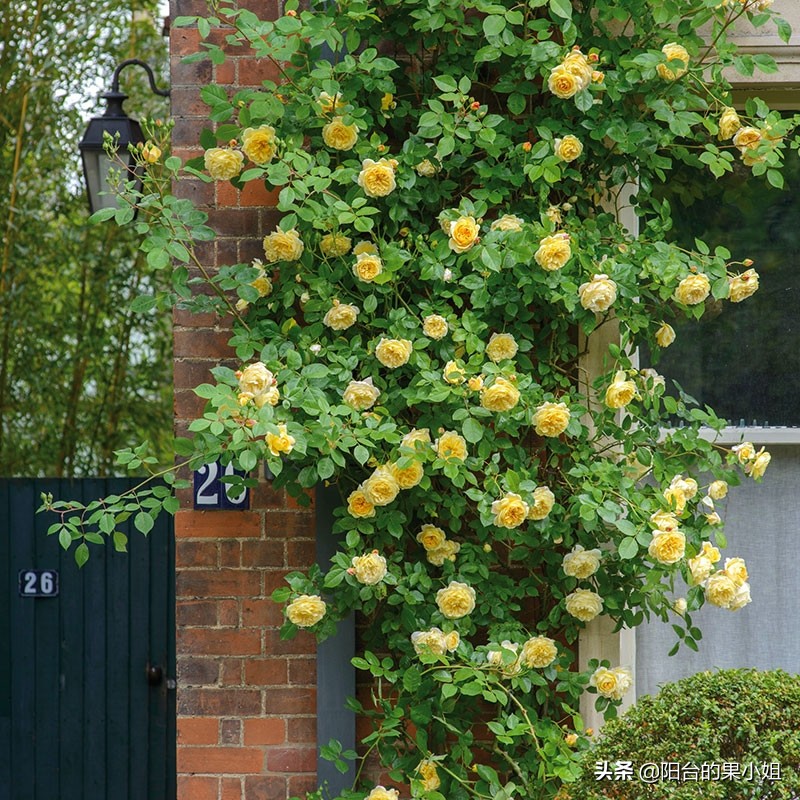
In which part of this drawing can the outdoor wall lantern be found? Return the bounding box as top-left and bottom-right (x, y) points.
(79, 58), (170, 213)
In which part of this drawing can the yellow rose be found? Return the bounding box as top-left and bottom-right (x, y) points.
(651, 510), (680, 532)
(533, 401), (571, 437)
(204, 147), (244, 180)
(729, 581), (752, 611)
(444, 631), (460, 651)
(657, 42), (690, 80)
(491, 492), (530, 529)
(733, 126), (762, 153)
(718, 107), (741, 141)
(427, 539), (460, 566)
(590, 666), (633, 700)
(375, 338), (413, 368)
(323, 300), (360, 330)
(380, 92), (395, 111)
(391, 459), (423, 489)
(353, 241), (378, 256)
(343, 377), (380, 410)
(673, 597), (688, 616)
(481, 376), (520, 412)
(411, 628), (447, 656)
(286, 594), (326, 627)
(535, 234), (572, 271)
(362, 466), (400, 507)
(579, 273), (617, 312)
(241, 125), (277, 164)
(141, 141), (161, 163)
(674, 273), (710, 305)
(562, 544), (602, 579)
(436, 581), (476, 619)
(565, 733), (579, 747)
(417, 524), (447, 551)
(467, 375), (484, 391)
(705, 572), (738, 608)
(528, 486), (556, 520)
(565, 588), (604, 622)
(709, 480), (728, 500)
(733, 441), (756, 463)
(443, 360), (466, 385)
(265, 423), (295, 457)
(548, 67), (581, 99)
(436, 430), (468, 461)
(671, 475), (697, 498)
(238, 361), (274, 397)
(263, 227), (304, 262)
(490, 214), (524, 232)
(317, 91), (344, 114)
(402, 428), (432, 450)
(729, 269), (759, 303)
(415, 159), (438, 177)
(554, 135), (583, 162)
(257, 387), (280, 408)
(655, 322), (676, 347)
(449, 216), (481, 253)
(747, 448), (770, 479)
(320, 232), (352, 258)
(648, 530), (686, 565)
(322, 117), (358, 150)
(663, 485), (687, 515)
(546, 205), (563, 225)
(417, 761), (441, 793)
(486, 332), (518, 362)
(520, 636), (558, 669)
(347, 488), (375, 518)
(701, 541), (721, 563)
(351, 551), (387, 585)
(366, 786), (399, 800)
(423, 314), (448, 340)
(604, 370), (636, 409)
(688, 554), (713, 586)
(358, 158), (397, 197)
(724, 557), (748, 587)
(487, 640), (521, 674)
(562, 50), (593, 89)
(353, 252), (383, 282)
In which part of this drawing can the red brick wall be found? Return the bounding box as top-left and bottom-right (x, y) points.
(170, 3), (319, 798)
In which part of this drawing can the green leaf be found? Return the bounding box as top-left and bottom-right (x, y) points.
(75, 543), (90, 568)
(134, 511), (154, 535)
(483, 15), (506, 36)
(238, 450), (257, 472)
(113, 531), (128, 552)
(432, 74), (457, 92)
(618, 537), (638, 559)
(549, 0), (572, 19)
(88, 207), (117, 223)
(317, 457), (335, 480)
(462, 418), (484, 443)
(574, 89), (593, 112)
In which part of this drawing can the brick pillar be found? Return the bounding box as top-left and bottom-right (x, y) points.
(170, 3), (319, 798)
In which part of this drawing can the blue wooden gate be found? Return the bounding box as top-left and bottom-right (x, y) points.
(0, 478), (175, 800)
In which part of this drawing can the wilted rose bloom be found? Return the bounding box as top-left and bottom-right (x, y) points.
(546, 205), (563, 225)
(657, 42), (690, 80)
(535, 234), (572, 271)
(436, 430), (468, 461)
(705, 511), (722, 526)
(655, 322), (676, 347)
(604, 370), (636, 409)
(729, 269), (759, 303)
(423, 314), (448, 340)
(362, 467), (400, 507)
(562, 544), (601, 579)
(443, 360), (466, 385)
(533, 401), (571, 437)
(266, 423), (295, 457)
(204, 147), (244, 180)
(263, 227), (304, 262)
(375, 338), (413, 368)
(416, 524), (447, 552)
(486, 332), (518, 362)
(353, 252), (383, 282)
(320, 232), (352, 258)
(241, 124), (277, 164)
(705, 572), (738, 608)
(747, 448), (771, 479)
(346, 488), (375, 518)
(648, 529), (686, 565)
(579, 273), (617, 312)
(718, 106), (741, 140)
(709, 480), (728, 500)
(415, 159), (439, 177)
(663, 486), (687, 515)
(259, 387), (279, 407)
(590, 666), (633, 700)
(392, 459), (424, 489)
(528, 486), (556, 520)
(286, 594), (326, 627)
(358, 158), (397, 197)
(322, 301), (359, 330)
(343, 377), (380, 410)
(520, 636), (558, 668)
(481, 376), (520, 412)
(436, 581), (476, 619)
(554, 135), (583, 162)
(416, 760), (441, 792)
(671, 474), (698, 499)
(565, 588), (604, 622)
(449, 216), (480, 253)
(351, 551), (387, 585)
(411, 628), (448, 656)
(426, 539), (460, 566)
(491, 214), (524, 232)
(366, 786), (399, 800)
(729, 581), (752, 610)
(491, 492), (529, 529)
(322, 117), (358, 150)
(674, 273), (710, 305)
(673, 597), (688, 616)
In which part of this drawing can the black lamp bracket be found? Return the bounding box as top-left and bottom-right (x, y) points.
(108, 58), (171, 99)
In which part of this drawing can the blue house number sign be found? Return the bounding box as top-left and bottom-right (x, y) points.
(193, 461), (250, 510)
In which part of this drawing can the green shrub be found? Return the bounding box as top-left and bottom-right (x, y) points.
(569, 669), (800, 800)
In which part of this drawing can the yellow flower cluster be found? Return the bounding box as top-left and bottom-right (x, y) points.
(657, 42), (690, 81)
(416, 524), (460, 566)
(604, 370), (636, 409)
(697, 552), (751, 611)
(481, 376), (520, 412)
(648, 527), (686, 565)
(391, 458), (424, 489)
(263, 227), (304, 263)
(323, 300), (360, 330)
(237, 361), (279, 408)
(410, 627), (460, 656)
(734, 441), (771, 479)
(491, 492), (529, 528)
(350, 551), (387, 585)
(362, 466), (400, 507)
(663, 474), (698, 514)
(548, 48), (594, 99)
(590, 666), (633, 700)
(729, 269), (759, 303)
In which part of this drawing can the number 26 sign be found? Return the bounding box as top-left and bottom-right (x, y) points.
(193, 461), (250, 510)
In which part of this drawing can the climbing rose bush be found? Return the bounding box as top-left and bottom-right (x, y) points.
(54, 0), (800, 797)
